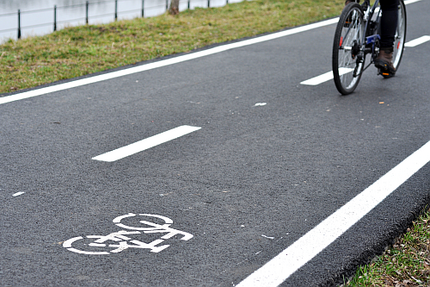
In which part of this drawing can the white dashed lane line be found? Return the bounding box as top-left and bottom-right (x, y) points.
(92, 125), (201, 162)
(300, 68), (353, 86)
(0, 18), (340, 106)
(405, 35), (430, 47)
(300, 35), (430, 87)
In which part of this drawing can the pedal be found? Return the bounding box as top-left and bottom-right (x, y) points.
(344, 20), (351, 28)
(377, 68), (394, 79)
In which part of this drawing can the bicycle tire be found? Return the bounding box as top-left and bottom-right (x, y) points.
(332, 3), (365, 95)
(388, 0), (407, 78)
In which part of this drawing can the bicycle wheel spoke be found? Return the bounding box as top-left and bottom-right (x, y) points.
(332, 3), (364, 95)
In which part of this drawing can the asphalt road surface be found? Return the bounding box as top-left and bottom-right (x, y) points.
(1, 0), (430, 286)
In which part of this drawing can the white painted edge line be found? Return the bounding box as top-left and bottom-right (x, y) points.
(405, 35), (430, 47)
(237, 140), (430, 287)
(0, 18), (340, 106)
(92, 125), (201, 162)
(0, 0), (422, 105)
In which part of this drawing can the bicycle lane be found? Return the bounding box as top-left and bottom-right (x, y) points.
(1, 1), (430, 286)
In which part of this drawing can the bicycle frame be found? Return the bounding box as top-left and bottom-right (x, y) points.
(357, 0), (382, 72)
(333, 0), (406, 94)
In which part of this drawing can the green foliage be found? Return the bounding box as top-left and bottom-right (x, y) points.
(0, 0), (343, 93)
(345, 209), (430, 287)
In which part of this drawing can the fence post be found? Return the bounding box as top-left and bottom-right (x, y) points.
(54, 5), (57, 31)
(142, 0), (144, 17)
(115, 0), (118, 21)
(86, 1), (89, 24)
(17, 9), (21, 39)
(166, 0), (168, 11)
(208, 0), (210, 7)
(188, 0), (190, 9)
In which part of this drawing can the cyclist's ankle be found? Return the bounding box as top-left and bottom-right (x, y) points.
(380, 46), (394, 53)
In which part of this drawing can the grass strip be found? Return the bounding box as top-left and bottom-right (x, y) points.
(2, 1), (429, 286)
(0, 0), (343, 94)
(345, 208), (430, 287)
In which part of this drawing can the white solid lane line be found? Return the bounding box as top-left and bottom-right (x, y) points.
(92, 125), (201, 162)
(0, 18), (339, 106)
(0, 1), (422, 105)
(405, 35), (430, 47)
(237, 140), (430, 287)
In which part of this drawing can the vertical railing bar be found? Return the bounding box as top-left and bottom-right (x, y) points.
(86, 1), (89, 24)
(5, 0), (241, 41)
(54, 5), (57, 31)
(17, 9), (21, 39)
(115, 0), (118, 21)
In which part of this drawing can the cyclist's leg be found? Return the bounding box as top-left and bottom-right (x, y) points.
(379, 0), (399, 49)
(374, 0), (399, 76)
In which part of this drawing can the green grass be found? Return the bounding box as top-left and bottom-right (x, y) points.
(0, 0), (343, 94)
(344, 208), (430, 286)
(2, 1), (430, 285)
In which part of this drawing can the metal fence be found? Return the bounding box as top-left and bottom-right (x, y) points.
(0, 0), (229, 40)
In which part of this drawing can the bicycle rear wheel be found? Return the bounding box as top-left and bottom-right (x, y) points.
(332, 3), (365, 95)
(389, 0), (407, 77)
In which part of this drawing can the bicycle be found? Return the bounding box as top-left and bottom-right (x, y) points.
(332, 0), (407, 95)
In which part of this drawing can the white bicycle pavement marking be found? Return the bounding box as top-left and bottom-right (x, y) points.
(63, 213), (193, 255)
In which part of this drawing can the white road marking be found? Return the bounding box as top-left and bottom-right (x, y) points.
(63, 214), (193, 255)
(300, 68), (353, 86)
(405, 35), (430, 47)
(0, 0), (421, 106)
(404, 0), (422, 4)
(300, 0), (420, 87)
(12, 192), (25, 197)
(0, 18), (340, 106)
(92, 125), (201, 162)
(237, 140), (430, 287)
